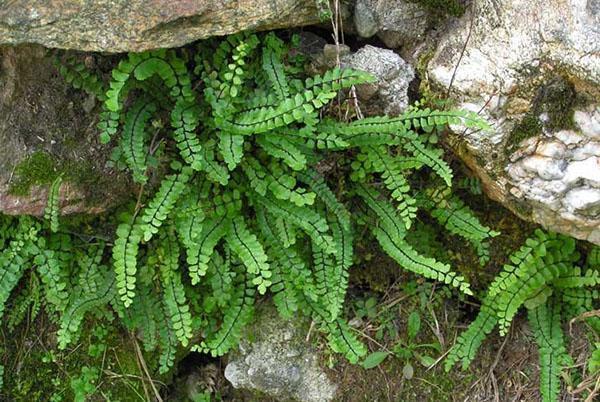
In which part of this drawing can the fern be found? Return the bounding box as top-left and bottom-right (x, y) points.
(159, 232), (193, 347)
(120, 98), (156, 183)
(44, 176), (62, 233)
(446, 230), (598, 402)
(22, 31), (500, 385)
(528, 299), (568, 402)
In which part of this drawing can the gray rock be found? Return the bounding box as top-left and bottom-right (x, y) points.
(342, 45), (415, 116)
(354, 0), (432, 49)
(224, 307), (337, 402)
(0, 45), (126, 215)
(427, 0), (600, 245)
(0, 0), (320, 52)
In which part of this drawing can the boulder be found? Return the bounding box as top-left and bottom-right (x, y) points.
(341, 45), (416, 116)
(0, 0), (320, 53)
(0, 45), (126, 215)
(224, 307), (337, 402)
(353, 0), (467, 49)
(427, 0), (600, 244)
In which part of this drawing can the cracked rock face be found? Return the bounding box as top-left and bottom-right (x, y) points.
(507, 107), (600, 243)
(354, 0), (430, 48)
(0, 0), (320, 52)
(0, 45), (126, 215)
(427, 0), (600, 244)
(224, 308), (337, 402)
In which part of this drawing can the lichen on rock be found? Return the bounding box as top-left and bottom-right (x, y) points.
(224, 307), (337, 402)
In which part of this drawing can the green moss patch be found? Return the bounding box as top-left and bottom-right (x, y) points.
(9, 150), (117, 206)
(9, 151), (60, 196)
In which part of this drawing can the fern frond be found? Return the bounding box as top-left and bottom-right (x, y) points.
(44, 176), (62, 233)
(366, 147), (417, 228)
(120, 99), (156, 183)
(186, 216), (229, 285)
(300, 170), (351, 230)
(159, 232), (193, 347)
(171, 100), (204, 170)
(253, 193), (334, 253)
(226, 217), (272, 294)
(158, 304), (178, 374)
(218, 132), (245, 171)
(35, 250), (69, 312)
(403, 139), (453, 186)
(256, 135), (307, 171)
(200, 139), (230, 185)
(374, 225), (472, 295)
(112, 221), (142, 307)
(55, 54), (106, 101)
(261, 33), (289, 101)
(528, 299), (568, 402)
(139, 166), (192, 242)
(199, 273), (256, 357)
(445, 309), (498, 371)
(57, 272), (114, 348)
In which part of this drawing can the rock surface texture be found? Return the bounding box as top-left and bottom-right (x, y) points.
(0, 0), (320, 52)
(354, 0), (430, 48)
(341, 45), (415, 116)
(224, 308), (337, 402)
(427, 0), (600, 244)
(0, 45), (125, 215)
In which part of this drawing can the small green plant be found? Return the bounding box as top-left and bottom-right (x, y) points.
(70, 366), (99, 402)
(446, 232), (600, 402)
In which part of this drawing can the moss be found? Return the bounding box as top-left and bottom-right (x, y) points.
(505, 75), (577, 158)
(9, 151), (60, 196)
(8, 150), (117, 207)
(412, 0), (466, 22)
(533, 75), (576, 131)
(504, 113), (542, 157)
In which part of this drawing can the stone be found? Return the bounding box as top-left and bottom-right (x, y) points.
(0, 0), (320, 53)
(426, 0), (600, 245)
(0, 45), (126, 215)
(354, 0), (430, 49)
(341, 45), (415, 116)
(353, 0), (467, 50)
(224, 307), (337, 402)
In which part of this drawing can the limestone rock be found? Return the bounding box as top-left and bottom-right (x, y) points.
(224, 307), (337, 402)
(427, 0), (600, 244)
(0, 45), (126, 215)
(341, 45), (415, 116)
(0, 0), (320, 53)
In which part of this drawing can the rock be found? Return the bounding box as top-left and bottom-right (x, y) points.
(341, 45), (415, 116)
(0, 45), (126, 215)
(427, 0), (600, 245)
(224, 307), (337, 402)
(0, 1), (320, 53)
(353, 0), (466, 49)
